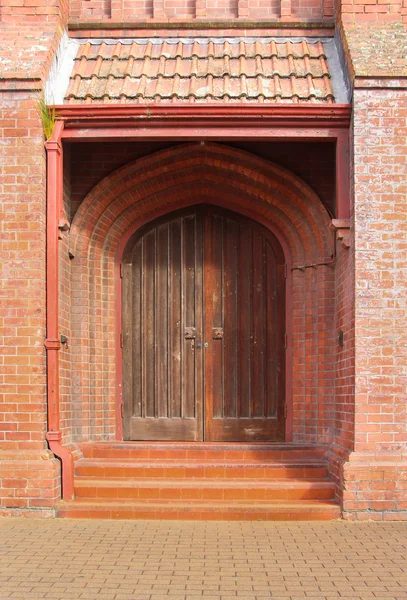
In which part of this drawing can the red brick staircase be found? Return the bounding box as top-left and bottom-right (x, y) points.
(57, 443), (341, 520)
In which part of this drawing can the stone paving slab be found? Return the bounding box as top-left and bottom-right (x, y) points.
(0, 520), (407, 600)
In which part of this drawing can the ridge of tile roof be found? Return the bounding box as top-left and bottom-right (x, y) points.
(62, 38), (341, 104)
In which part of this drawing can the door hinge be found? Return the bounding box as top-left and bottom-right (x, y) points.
(120, 263), (123, 278)
(284, 264), (288, 279)
(120, 332), (124, 348)
(284, 404), (288, 419)
(284, 333), (287, 349)
(120, 404), (124, 418)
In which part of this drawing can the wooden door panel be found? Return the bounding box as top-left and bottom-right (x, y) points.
(122, 210), (203, 441)
(122, 205), (285, 442)
(204, 208), (285, 442)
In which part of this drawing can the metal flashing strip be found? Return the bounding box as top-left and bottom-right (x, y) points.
(45, 33), (79, 105)
(75, 36), (330, 45)
(324, 38), (351, 104)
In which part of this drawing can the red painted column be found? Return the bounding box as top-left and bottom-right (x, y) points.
(45, 121), (74, 501)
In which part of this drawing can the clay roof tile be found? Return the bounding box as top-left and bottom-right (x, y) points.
(64, 37), (339, 105)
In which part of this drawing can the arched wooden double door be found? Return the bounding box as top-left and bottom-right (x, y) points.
(122, 206), (286, 442)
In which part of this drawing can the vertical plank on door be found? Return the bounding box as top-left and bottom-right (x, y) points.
(194, 210), (204, 434)
(142, 230), (156, 418)
(223, 217), (238, 418)
(122, 262), (133, 439)
(169, 219), (182, 418)
(251, 231), (265, 418)
(237, 224), (252, 418)
(183, 215), (197, 418)
(131, 245), (142, 418)
(265, 242), (278, 418)
(156, 223), (169, 418)
(210, 213), (224, 419)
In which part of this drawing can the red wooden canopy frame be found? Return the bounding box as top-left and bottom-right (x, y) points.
(45, 104), (351, 499)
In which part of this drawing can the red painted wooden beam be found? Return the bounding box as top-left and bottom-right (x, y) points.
(55, 104), (351, 120)
(55, 104), (351, 138)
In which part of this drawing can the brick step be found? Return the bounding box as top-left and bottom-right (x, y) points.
(74, 477), (335, 501)
(78, 442), (328, 461)
(75, 459), (329, 480)
(57, 498), (341, 521)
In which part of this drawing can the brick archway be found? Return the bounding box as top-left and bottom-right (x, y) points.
(67, 142), (335, 444)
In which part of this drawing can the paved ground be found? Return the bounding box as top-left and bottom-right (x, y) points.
(0, 520), (407, 600)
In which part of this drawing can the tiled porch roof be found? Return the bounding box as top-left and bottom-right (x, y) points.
(61, 38), (344, 105)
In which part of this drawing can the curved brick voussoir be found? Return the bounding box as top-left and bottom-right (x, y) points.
(70, 143), (333, 264)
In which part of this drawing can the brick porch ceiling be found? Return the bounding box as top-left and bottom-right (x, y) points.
(48, 37), (349, 105)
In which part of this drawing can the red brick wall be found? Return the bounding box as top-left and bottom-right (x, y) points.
(334, 239), (355, 451)
(0, 0), (69, 23)
(122, 0), (153, 19)
(0, 0), (68, 512)
(326, 222), (355, 500)
(341, 0), (404, 23)
(206, 0), (238, 18)
(0, 451), (60, 517)
(0, 91), (60, 513)
(245, 0), (280, 19)
(342, 86), (407, 519)
(352, 87), (407, 458)
(0, 93), (47, 453)
(291, 0), (323, 19)
(75, 0), (332, 21)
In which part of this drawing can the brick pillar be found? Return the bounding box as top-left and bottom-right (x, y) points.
(0, 90), (61, 516)
(0, 4), (67, 516)
(342, 82), (407, 520)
